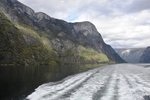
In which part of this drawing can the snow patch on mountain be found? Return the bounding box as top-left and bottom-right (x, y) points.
(115, 48), (145, 63)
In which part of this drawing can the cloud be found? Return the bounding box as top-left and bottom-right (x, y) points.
(18, 0), (150, 48)
(126, 0), (150, 13)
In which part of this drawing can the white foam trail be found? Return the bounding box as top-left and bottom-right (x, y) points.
(60, 65), (114, 100)
(27, 68), (98, 100)
(100, 73), (117, 100)
(66, 76), (109, 100)
(125, 74), (150, 100)
(118, 74), (136, 100)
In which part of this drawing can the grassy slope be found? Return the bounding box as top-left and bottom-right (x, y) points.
(77, 45), (111, 72)
(0, 11), (59, 66)
(78, 45), (109, 63)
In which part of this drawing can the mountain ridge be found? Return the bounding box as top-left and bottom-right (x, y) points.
(115, 48), (148, 63)
(0, 0), (124, 63)
(140, 47), (150, 63)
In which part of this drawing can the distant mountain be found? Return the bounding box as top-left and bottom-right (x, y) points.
(140, 47), (150, 63)
(115, 48), (145, 63)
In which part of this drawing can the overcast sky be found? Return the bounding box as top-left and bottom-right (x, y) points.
(18, 0), (150, 48)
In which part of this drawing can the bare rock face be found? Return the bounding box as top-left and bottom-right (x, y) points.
(73, 21), (99, 36)
(140, 47), (150, 63)
(72, 21), (104, 51)
(35, 12), (51, 20)
(10, 0), (17, 3)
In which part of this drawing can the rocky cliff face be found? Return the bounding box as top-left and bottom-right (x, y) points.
(115, 48), (145, 63)
(140, 47), (150, 63)
(0, 0), (124, 63)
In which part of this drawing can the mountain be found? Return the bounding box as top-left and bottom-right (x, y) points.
(140, 47), (150, 63)
(115, 48), (145, 63)
(0, 0), (124, 63)
(0, 0), (124, 99)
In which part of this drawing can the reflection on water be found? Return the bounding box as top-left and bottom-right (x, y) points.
(0, 64), (79, 99)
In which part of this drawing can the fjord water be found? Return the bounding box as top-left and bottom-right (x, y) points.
(0, 65), (79, 99)
(27, 64), (150, 100)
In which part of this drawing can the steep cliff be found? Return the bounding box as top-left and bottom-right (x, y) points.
(0, 0), (124, 64)
(73, 22), (124, 63)
(140, 47), (150, 63)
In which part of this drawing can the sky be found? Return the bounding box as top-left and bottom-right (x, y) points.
(18, 0), (150, 48)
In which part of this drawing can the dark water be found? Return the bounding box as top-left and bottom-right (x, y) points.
(0, 64), (79, 100)
(0, 65), (48, 99)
